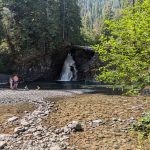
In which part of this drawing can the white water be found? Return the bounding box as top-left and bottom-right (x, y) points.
(60, 53), (77, 81)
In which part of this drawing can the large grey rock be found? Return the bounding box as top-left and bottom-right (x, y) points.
(70, 46), (96, 81)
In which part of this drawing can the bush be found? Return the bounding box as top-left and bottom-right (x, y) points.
(132, 111), (150, 140)
(94, 0), (150, 94)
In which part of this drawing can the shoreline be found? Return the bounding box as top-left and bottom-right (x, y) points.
(0, 89), (92, 104)
(0, 90), (150, 149)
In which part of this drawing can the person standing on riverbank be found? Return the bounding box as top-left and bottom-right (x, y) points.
(9, 74), (19, 90)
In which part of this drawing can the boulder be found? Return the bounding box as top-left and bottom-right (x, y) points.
(0, 74), (9, 85)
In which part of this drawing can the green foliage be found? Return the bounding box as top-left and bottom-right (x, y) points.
(94, 0), (150, 93)
(59, 0), (81, 44)
(79, 0), (124, 44)
(0, 0), (82, 73)
(132, 111), (150, 140)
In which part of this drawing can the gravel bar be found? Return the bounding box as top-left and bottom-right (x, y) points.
(0, 89), (89, 104)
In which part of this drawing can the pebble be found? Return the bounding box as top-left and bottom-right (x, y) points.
(50, 145), (61, 150)
(112, 118), (118, 121)
(7, 116), (18, 122)
(90, 119), (103, 127)
(20, 119), (30, 127)
(14, 126), (25, 134)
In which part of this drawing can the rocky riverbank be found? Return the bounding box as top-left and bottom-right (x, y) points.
(0, 90), (150, 150)
(0, 90), (85, 104)
(0, 90), (84, 150)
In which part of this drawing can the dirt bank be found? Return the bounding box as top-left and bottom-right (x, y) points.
(44, 94), (150, 150)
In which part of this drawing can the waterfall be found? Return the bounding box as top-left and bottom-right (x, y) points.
(60, 53), (77, 81)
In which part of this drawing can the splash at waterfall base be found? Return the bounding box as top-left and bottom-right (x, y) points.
(60, 53), (77, 81)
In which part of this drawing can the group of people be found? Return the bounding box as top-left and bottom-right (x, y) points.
(9, 74), (19, 90)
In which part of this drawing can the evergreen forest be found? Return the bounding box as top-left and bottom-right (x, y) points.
(0, 0), (150, 93)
